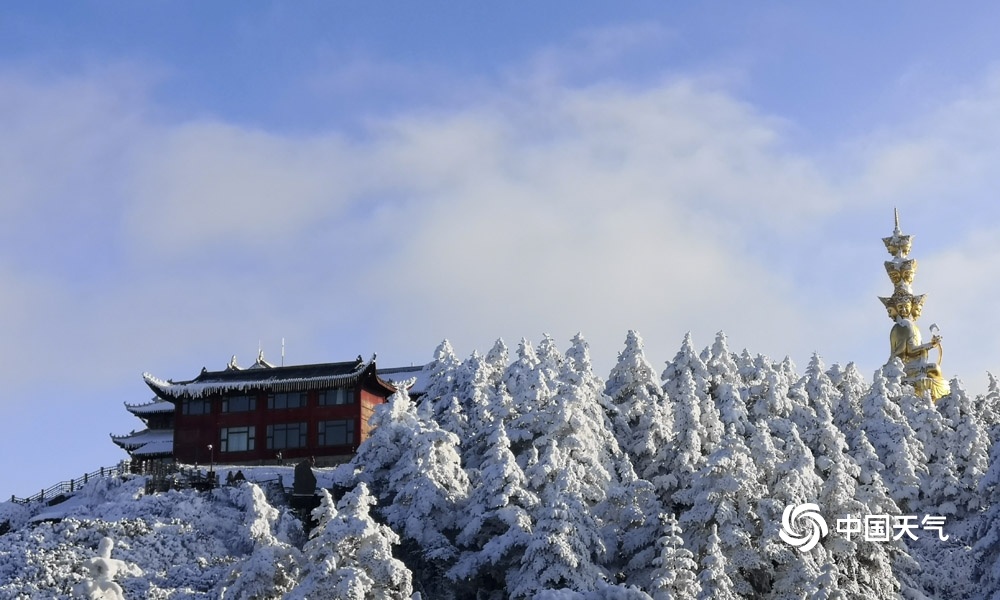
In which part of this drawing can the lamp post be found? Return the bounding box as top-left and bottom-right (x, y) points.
(207, 444), (214, 476)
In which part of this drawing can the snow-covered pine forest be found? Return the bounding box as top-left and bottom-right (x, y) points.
(5, 330), (1000, 599)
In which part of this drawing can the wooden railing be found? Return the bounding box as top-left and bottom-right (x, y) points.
(10, 462), (132, 505)
(8, 462), (297, 505)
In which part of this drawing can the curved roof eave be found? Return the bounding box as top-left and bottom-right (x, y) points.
(142, 355), (378, 400)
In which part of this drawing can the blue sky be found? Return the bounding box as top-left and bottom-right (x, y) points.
(5, 3), (1000, 499)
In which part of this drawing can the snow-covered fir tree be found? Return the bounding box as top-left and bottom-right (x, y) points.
(647, 513), (700, 600)
(860, 362), (927, 513)
(606, 330), (668, 476)
(537, 334), (565, 390)
(827, 361), (867, 435)
(791, 354), (837, 461)
(484, 338), (510, 391)
(420, 339), (462, 418)
(504, 338), (548, 452)
(4, 329), (998, 600)
(900, 387), (963, 517)
(350, 382), (469, 597)
(764, 423), (827, 599)
(432, 350), (479, 441)
(286, 484), (413, 600)
(748, 356), (794, 421)
(845, 426), (900, 518)
(803, 355), (849, 475)
(513, 335), (627, 598)
(659, 334), (719, 502)
(975, 434), (1000, 596)
(809, 563), (840, 600)
(450, 418), (538, 598)
(287, 489), (342, 598)
(708, 332), (751, 437)
(981, 373), (1000, 445)
(219, 484), (302, 600)
(678, 423), (765, 596)
(938, 378), (991, 516)
(454, 351), (497, 472)
(601, 471), (664, 589)
(695, 524), (739, 600)
(803, 357), (900, 598)
(512, 440), (610, 598)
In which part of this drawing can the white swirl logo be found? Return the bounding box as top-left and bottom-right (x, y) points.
(779, 503), (828, 552)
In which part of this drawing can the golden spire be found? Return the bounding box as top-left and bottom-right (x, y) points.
(880, 210), (949, 400)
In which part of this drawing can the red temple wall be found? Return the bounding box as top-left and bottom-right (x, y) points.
(171, 379), (393, 465)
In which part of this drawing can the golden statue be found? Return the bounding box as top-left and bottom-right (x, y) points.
(879, 210), (950, 401)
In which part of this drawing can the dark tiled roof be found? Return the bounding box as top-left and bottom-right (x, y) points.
(110, 428), (174, 454)
(144, 356), (384, 399)
(124, 398), (175, 415)
(186, 358), (363, 385)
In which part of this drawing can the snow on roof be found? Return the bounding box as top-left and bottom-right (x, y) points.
(131, 439), (174, 457)
(144, 355), (379, 399)
(124, 398), (175, 415)
(110, 428), (173, 452)
(377, 364), (431, 397)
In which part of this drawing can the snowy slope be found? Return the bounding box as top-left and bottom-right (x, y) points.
(0, 476), (304, 599)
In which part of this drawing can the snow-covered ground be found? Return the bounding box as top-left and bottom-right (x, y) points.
(0, 475), (303, 598)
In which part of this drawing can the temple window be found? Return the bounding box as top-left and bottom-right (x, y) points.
(220, 426), (255, 452)
(182, 399), (210, 415)
(222, 394), (256, 413)
(267, 422), (308, 449)
(268, 392), (306, 410)
(317, 420), (354, 446)
(318, 388), (353, 406)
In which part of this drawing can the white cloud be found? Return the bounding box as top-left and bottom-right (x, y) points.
(124, 122), (364, 256)
(0, 60), (906, 390)
(342, 80), (839, 372)
(0, 66), (146, 219)
(520, 21), (674, 84)
(852, 67), (1000, 209)
(918, 228), (1000, 390)
(5, 44), (1000, 412)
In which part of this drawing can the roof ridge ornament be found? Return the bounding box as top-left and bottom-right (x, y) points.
(251, 348), (274, 369)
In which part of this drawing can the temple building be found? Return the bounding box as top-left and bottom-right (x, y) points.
(111, 351), (426, 469)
